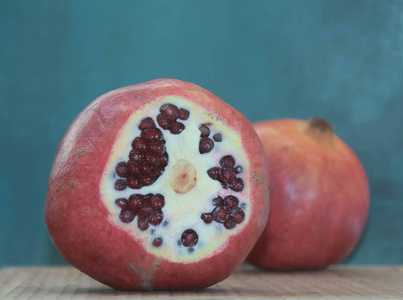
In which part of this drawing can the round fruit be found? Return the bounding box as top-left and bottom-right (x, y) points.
(45, 79), (269, 290)
(246, 118), (369, 270)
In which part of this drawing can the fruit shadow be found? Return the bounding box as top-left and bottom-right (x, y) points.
(70, 287), (236, 297)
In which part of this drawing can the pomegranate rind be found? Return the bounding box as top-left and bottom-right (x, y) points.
(45, 79), (269, 290)
(246, 119), (369, 270)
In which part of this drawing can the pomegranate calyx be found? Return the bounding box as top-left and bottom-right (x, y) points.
(304, 118), (334, 146)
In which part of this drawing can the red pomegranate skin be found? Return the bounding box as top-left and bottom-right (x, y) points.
(45, 79), (269, 290)
(246, 119), (369, 270)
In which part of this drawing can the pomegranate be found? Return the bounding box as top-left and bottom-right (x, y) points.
(45, 79), (269, 290)
(246, 118), (369, 270)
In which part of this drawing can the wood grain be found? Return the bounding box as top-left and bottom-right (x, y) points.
(1, 265), (402, 299)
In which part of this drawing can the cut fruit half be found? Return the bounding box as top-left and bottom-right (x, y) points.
(103, 97), (251, 262)
(45, 79), (269, 290)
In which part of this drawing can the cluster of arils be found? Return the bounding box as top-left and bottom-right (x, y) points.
(157, 103), (189, 134)
(201, 195), (245, 229)
(114, 118), (169, 191)
(115, 193), (165, 234)
(207, 155), (244, 192)
(198, 124), (222, 154)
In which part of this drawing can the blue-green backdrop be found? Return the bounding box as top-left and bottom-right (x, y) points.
(1, 0), (402, 266)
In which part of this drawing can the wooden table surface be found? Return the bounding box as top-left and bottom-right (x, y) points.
(0, 265), (402, 299)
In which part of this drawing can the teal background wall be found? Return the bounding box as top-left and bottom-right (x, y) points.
(0, 0), (402, 266)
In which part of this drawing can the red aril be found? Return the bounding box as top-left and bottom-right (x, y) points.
(246, 118), (369, 270)
(45, 79), (269, 290)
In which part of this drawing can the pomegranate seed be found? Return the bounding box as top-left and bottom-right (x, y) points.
(199, 125), (210, 138)
(137, 217), (149, 231)
(157, 114), (170, 130)
(170, 122), (185, 134)
(115, 162), (127, 177)
(139, 206), (153, 218)
(155, 167), (164, 176)
(131, 137), (147, 153)
(152, 237), (163, 247)
(234, 165), (243, 174)
(127, 176), (142, 189)
(181, 229), (198, 247)
(212, 206), (229, 224)
(224, 195), (239, 208)
(160, 103), (179, 121)
(212, 196), (223, 206)
(138, 117), (156, 130)
(231, 207), (245, 224)
(232, 178), (244, 192)
(145, 154), (161, 168)
(207, 167), (220, 180)
(129, 150), (145, 164)
(224, 219), (236, 229)
(141, 176), (155, 186)
(178, 108), (190, 120)
(143, 193), (153, 206)
(119, 210), (135, 223)
(148, 141), (166, 156)
(199, 138), (214, 154)
(114, 179), (127, 191)
(148, 211), (164, 226)
(140, 164), (153, 176)
(115, 198), (128, 209)
(126, 160), (141, 175)
(141, 128), (163, 141)
(151, 194), (165, 211)
(213, 133), (222, 142)
(201, 213), (213, 224)
(128, 194), (143, 212)
(160, 153), (169, 167)
(222, 182), (230, 189)
(220, 155), (235, 168)
(220, 168), (236, 184)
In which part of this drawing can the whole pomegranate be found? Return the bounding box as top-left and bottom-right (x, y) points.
(45, 79), (269, 290)
(246, 118), (369, 270)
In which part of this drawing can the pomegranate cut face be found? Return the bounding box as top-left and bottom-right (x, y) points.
(101, 97), (251, 262)
(45, 79), (269, 290)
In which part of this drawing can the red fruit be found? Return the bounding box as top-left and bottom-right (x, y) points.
(246, 118), (369, 270)
(45, 79), (269, 290)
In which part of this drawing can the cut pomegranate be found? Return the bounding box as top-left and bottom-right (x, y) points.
(45, 79), (269, 290)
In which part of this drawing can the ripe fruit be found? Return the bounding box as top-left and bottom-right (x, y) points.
(45, 79), (269, 290)
(246, 118), (369, 270)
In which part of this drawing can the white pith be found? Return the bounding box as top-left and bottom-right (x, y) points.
(101, 96), (250, 263)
